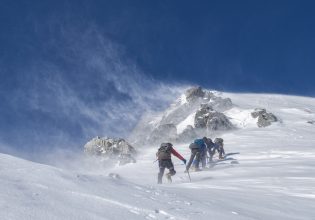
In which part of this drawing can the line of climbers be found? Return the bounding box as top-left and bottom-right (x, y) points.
(156, 137), (225, 184)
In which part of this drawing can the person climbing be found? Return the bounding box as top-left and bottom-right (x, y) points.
(203, 137), (215, 163)
(185, 137), (207, 172)
(156, 143), (186, 184)
(214, 138), (225, 159)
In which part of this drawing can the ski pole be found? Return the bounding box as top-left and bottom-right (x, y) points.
(186, 169), (191, 182)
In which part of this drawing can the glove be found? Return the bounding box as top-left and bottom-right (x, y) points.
(182, 159), (187, 164)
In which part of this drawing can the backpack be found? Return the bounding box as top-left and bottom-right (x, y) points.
(214, 138), (224, 147)
(205, 138), (215, 148)
(194, 139), (205, 150)
(189, 143), (199, 149)
(157, 143), (173, 160)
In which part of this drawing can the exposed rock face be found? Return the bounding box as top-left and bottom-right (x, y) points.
(251, 108), (266, 118)
(194, 104), (234, 130)
(129, 86), (234, 146)
(185, 86), (205, 102)
(84, 137), (136, 165)
(194, 105), (213, 128)
(206, 112), (234, 130)
(251, 108), (278, 127)
(149, 124), (177, 143)
(177, 125), (197, 142)
(159, 87), (207, 125)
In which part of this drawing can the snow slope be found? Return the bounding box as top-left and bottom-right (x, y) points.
(1, 93), (315, 220)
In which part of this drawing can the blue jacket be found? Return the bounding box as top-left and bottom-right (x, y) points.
(194, 139), (206, 151)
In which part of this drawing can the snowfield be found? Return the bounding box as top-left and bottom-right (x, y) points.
(1, 93), (315, 220)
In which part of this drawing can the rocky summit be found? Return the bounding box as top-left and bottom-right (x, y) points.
(129, 86), (236, 145)
(185, 86), (205, 102)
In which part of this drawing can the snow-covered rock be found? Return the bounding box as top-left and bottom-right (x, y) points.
(185, 86), (205, 102)
(84, 137), (136, 165)
(194, 104), (234, 130)
(130, 86), (234, 145)
(251, 108), (278, 127)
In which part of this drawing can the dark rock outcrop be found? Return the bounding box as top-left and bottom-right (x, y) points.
(251, 108), (278, 127)
(206, 112), (234, 130)
(194, 104), (234, 130)
(185, 86), (205, 103)
(158, 87), (233, 127)
(84, 137), (136, 165)
(194, 104), (213, 128)
(129, 86), (234, 146)
(159, 88), (206, 126)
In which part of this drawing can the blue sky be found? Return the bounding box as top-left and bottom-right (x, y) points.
(0, 0), (315, 156)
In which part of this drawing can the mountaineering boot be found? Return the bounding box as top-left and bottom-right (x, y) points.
(165, 173), (172, 183)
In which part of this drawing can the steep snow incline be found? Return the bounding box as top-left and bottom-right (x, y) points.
(176, 112), (195, 134)
(224, 107), (257, 128)
(1, 93), (315, 220)
(0, 153), (194, 220)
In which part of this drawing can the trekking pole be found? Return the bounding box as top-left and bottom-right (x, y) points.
(153, 159), (158, 163)
(186, 169), (191, 182)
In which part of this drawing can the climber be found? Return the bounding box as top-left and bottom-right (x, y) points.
(185, 137), (207, 172)
(208, 138), (226, 161)
(202, 137), (215, 164)
(214, 138), (225, 159)
(156, 143), (186, 184)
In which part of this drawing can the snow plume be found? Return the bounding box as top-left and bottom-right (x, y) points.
(0, 23), (187, 161)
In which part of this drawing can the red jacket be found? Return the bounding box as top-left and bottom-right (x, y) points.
(171, 148), (185, 161)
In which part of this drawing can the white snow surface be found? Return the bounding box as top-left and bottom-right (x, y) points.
(1, 93), (315, 220)
(176, 112), (196, 134)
